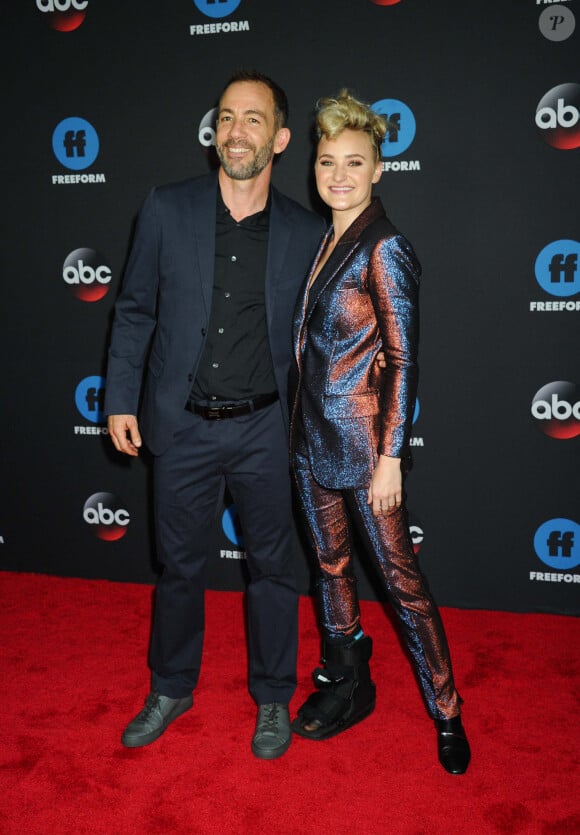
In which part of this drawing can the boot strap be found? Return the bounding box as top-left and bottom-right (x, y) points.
(299, 684), (356, 725)
(323, 635), (373, 667)
(313, 667), (347, 689)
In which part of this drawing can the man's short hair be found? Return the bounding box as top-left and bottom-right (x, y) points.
(219, 70), (289, 130)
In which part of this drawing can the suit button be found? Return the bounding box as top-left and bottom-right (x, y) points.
(201, 328), (206, 336)
(187, 374), (193, 382)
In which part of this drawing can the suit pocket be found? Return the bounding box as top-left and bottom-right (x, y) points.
(323, 392), (380, 418)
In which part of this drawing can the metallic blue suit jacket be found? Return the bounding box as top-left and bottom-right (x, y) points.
(291, 197), (421, 489)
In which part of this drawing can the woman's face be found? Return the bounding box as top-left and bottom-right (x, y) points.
(315, 128), (382, 222)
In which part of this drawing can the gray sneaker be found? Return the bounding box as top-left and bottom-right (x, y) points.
(121, 691), (193, 748)
(251, 703), (291, 760)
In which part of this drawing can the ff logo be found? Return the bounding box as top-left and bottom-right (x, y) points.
(535, 240), (580, 298)
(534, 519), (580, 570)
(63, 248), (112, 302)
(52, 118), (99, 170)
(531, 381), (580, 439)
(222, 504), (244, 547)
(413, 398), (420, 425)
(75, 376), (106, 424)
(193, 0), (242, 18)
(371, 98), (416, 157)
(83, 492), (130, 541)
(36, 0), (88, 31)
(535, 83), (580, 150)
(198, 108), (218, 148)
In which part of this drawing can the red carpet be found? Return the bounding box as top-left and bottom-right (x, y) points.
(1, 572), (578, 834)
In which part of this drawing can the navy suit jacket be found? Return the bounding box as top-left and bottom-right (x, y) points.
(105, 171), (325, 455)
(291, 198), (421, 489)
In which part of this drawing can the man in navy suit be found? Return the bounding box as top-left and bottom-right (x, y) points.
(105, 70), (325, 759)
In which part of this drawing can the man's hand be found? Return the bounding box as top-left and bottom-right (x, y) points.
(108, 414), (142, 457)
(367, 455), (402, 516)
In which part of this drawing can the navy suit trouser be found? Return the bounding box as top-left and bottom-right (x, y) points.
(148, 402), (298, 706)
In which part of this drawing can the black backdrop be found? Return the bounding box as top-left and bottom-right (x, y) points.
(1, 0), (579, 615)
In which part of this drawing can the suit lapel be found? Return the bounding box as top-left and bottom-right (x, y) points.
(265, 188), (292, 332)
(305, 236), (360, 319)
(190, 172), (218, 322)
(303, 198), (387, 323)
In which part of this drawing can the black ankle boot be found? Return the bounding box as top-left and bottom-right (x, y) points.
(435, 715), (471, 774)
(292, 635), (376, 740)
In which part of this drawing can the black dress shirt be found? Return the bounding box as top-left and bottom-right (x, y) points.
(190, 190), (276, 402)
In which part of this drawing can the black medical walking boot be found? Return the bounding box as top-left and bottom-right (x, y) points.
(292, 634), (376, 740)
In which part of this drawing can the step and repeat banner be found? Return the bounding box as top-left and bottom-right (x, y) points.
(1, 0), (578, 614)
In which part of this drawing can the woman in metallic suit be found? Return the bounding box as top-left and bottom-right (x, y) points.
(290, 90), (470, 774)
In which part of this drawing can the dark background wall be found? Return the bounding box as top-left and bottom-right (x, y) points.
(1, 0), (579, 615)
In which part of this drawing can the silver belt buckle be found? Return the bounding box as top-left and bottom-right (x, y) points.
(206, 406), (224, 420)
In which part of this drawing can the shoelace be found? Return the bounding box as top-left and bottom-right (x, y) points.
(140, 692), (160, 718)
(260, 704), (280, 728)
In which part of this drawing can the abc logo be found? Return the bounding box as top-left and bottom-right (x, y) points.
(408, 514), (424, 555)
(36, 0), (88, 31)
(531, 381), (580, 439)
(63, 248), (111, 302)
(83, 492), (130, 541)
(535, 83), (580, 150)
(198, 108), (218, 149)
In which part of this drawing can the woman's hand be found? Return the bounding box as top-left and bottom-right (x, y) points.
(367, 455), (402, 516)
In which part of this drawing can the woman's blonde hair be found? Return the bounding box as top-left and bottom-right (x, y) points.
(316, 89), (386, 160)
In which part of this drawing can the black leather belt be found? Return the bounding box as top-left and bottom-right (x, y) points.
(187, 391), (279, 420)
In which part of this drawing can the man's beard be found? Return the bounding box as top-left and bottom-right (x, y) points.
(217, 136), (275, 180)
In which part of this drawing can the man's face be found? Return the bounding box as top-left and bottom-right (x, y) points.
(216, 81), (281, 180)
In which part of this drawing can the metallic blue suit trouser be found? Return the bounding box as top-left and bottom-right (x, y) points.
(292, 445), (461, 720)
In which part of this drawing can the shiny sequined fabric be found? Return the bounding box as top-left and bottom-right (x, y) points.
(291, 197), (461, 720)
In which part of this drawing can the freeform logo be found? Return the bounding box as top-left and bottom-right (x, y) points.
(539, 6), (576, 42)
(83, 492), (130, 541)
(531, 240), (580, 311)
(51, 117), (106, 184)
(194, 0), (241, 17)
(190, 0), (249, 36)
(369, 0), (402, 5)
(198, 108), (218, 148)
(413, 398), (420, 424)
(52, 117), (98, 168)
(63, 248), (112, 302)
(535, 83), (580, 149)
(372, 98), (420, 173)
(410, 397), (423, 447)
(220, 503), (246, 559)
(531, 518), (580, 585)
(75, 376), (106, 424)
(36, 0), (88, 31)
(531, 381), (580, 439)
